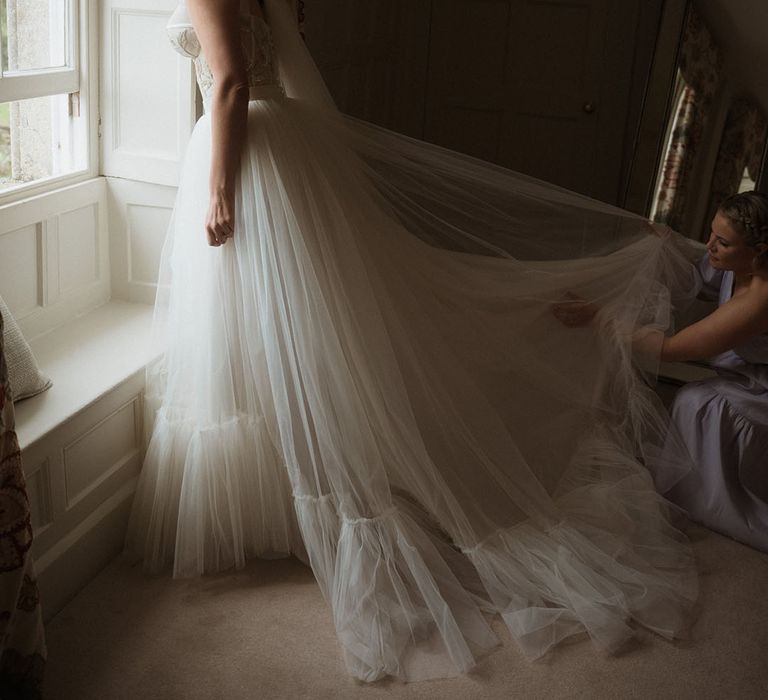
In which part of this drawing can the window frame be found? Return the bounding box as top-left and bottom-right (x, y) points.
(0, 0), (98, 206)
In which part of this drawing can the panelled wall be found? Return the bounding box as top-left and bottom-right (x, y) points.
(101, 0), (196, 302)
(101, 0), (197, 186)
(18, 341), (147, 618)
(0, 1), (193, 617)
(0, 179), (109, 341)
(108, 179), (178, 304)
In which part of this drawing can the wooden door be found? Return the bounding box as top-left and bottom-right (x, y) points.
(304, 0), (644, 204)
(302, 0), (432, 135)
(423, 0), (639, 201)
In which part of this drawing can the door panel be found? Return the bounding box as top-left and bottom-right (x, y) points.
(425, 0), (617, 197)
(304, 0), (432, 134)
(303, 0), (646, 204)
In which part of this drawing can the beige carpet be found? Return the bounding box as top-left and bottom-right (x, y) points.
(44, 524), (768, 700)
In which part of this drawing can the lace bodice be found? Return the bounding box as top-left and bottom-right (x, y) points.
(166, 2), (283, 110)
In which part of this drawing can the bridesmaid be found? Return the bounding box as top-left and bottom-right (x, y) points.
(554, 190), (768, 550)
(660, 191), (768, 551)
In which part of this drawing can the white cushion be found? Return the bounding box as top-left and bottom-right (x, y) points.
(0, 295), (52, 402)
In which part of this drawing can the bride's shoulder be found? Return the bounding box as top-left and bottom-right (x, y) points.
(166, 4), (200, 59)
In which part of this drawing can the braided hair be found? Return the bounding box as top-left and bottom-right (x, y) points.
(718, 190), (768, 266)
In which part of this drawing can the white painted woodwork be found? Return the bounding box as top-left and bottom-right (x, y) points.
(107, 177), (177, 304)
(25, 458), (53, 531)
(14, 301), (156, 450)
(0, 69), (80, 103)
(0, 0), (172, 620)
(127, 204), (172, 287)
(36, 482), (136, 621)
(0, 0), (100, 210)
(58, 204), (101, 294)
(0, 224), (41, 318)
(100, 0), (197, 186)
(63, 398), (140, 508)
(12, 301), (156, 619)
(0, 0), (79, 102)
(0, 178), (109, 340)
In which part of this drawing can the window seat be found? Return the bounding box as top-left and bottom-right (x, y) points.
(15, 300), (157, 451)
(15, 300), (157, 621)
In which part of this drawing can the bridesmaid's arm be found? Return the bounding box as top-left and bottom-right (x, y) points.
(635, 294), (768, 362)
(187, 0), (249, 247)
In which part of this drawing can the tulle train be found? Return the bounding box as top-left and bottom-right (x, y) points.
(127, 91), (699, 681)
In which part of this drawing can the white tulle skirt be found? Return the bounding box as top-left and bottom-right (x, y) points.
(127, 91), (699, 681)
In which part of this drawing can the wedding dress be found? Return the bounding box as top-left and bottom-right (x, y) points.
(127, 0), (702, 682)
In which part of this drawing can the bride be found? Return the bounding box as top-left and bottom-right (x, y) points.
(127, 0), (701, 682)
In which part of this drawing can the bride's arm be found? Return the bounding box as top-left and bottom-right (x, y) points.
(187, 0), (249, 247)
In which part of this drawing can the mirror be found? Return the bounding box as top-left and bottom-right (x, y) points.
(624, 0), (768, 240)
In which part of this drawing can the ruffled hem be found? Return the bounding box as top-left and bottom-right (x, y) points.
(295, 493), (498, 682)
(292, 457), (697, 681)
(127, 408), (304, 577)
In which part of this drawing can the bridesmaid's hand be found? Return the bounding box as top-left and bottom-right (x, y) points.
(206, 187), (235, 247)
(631, 326), (665, 356)
(551, 292), (600, 327)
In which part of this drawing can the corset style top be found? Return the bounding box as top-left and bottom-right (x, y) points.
(166, 1), (283, 110)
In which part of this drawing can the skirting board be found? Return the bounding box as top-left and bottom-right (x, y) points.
(37, 478), (137, 623)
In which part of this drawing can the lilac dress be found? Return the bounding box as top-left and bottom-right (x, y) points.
(666, 256), (768, 551)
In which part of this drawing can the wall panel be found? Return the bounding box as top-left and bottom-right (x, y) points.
(100, 0), (196, 186)
(108, 177), (176, 303)
(0, 178), (109, 339)
(63, 398), (140, 508)
(127, 203), (172, 287)
(0, 224), (41, 318)
(58, 204), (100, 295)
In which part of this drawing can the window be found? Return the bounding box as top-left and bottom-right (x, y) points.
(0, 0), (89, 195)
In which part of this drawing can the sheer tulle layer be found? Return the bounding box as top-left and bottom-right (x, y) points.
(128, 94), (699, 681)
(128, 409), (303, 577)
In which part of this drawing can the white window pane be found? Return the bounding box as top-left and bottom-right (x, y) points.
(1, 0), (70, 73)
(0, 92), (86, 191)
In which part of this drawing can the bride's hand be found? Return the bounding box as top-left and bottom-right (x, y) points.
(206, 187), (235, 247)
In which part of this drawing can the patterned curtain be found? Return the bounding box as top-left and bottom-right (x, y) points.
(0, 312), (46, 700)
(653, 81), (696, 222)
(653, 5), (722, 229)
(704, 97), (768, 233)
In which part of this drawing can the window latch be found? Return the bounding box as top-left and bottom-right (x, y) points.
(68, 91), (81, 118)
